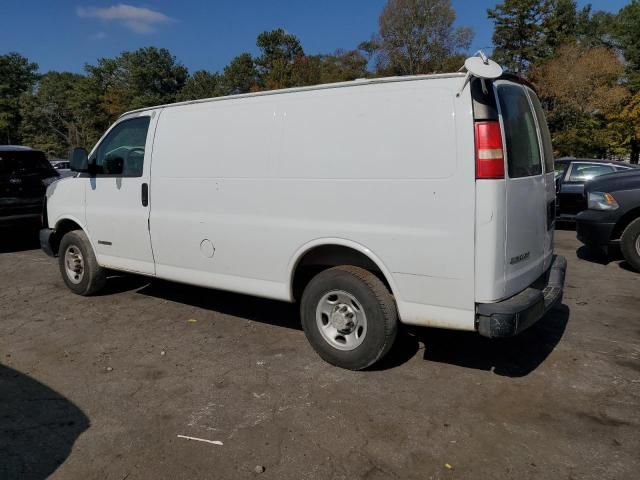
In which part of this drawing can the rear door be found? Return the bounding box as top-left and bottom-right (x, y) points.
(526, 88), (556, 273)
(494, 81), (553, 297)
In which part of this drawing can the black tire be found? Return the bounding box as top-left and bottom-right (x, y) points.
(620, 217), (640, 272)
(300, 266), (398, 370)
(58, 230), (107, 295)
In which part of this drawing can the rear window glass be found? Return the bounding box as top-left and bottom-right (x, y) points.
(0, 150), (53, 176)
(496, 83), (542, 178)
(568, 163), (614, 182)
(527, 89), (554, 173)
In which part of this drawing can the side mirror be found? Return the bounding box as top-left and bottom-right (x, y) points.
(69, 147), (89, 172)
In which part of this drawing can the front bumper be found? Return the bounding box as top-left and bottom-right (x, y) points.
(476, 255), (567, 338)
(575, 210), (617, 247)
(39, 228), (57, 257)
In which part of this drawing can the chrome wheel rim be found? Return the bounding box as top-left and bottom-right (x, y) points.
(316, 290), (367, 351)
(64, 245), (85, 285)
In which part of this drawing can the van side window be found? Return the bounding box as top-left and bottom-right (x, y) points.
(496, 84), (542, 178)
(92, 117), (151, 177)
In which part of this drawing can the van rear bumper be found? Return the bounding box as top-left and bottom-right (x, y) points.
(476, 255), (566, 338)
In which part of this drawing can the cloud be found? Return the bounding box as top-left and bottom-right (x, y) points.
(77, 4), (174, 34)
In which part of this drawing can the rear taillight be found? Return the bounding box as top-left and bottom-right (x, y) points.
(475, 121), (505, 179)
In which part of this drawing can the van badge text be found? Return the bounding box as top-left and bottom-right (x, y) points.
(510, 252), (530, 265)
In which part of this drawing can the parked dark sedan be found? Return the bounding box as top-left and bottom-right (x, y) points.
(555, 158), (636, 221)
(576, 169), (640, 271)
(0, 146), (59, 229)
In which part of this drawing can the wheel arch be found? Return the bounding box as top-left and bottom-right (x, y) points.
(50, 216), (89, 256)
(612, 207), (640, 241)
(288, 239), (399, 303)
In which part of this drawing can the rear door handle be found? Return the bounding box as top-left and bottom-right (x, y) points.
(141, 183), (149, 207)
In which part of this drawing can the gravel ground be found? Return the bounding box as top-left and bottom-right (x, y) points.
(0, 228), (639, 480)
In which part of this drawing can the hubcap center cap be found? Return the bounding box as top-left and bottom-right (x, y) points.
(330, 303), (357, 333)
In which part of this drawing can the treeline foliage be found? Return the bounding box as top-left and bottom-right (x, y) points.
(491, 0), (640, 162)
(1, 0), (639, 161)
(0, 0), (472, 157)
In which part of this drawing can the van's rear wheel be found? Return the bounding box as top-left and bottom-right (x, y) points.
(58, 230), (106, 295)
(300, 266), (397, 370)
(620, 217), (640, 272)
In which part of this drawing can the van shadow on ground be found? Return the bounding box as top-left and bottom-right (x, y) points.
(133, 278), (569, 376)
(376, 305), (570, 376)
(137, 279), (301, 330)
(0, 364), (89, 480)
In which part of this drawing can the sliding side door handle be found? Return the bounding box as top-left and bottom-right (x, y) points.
(141, 183), (149, 207)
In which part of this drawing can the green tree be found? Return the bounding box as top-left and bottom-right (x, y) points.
(376, 0), (473, 75)
(220, 53), (259, 94)
(290, 55), (322, 87)
(255, 29), (305, 89)
(20, 72), (103, 156)
(531, 43), (628, 158)
(613, 0), (640, 91)
(608, 90), (640, 163)
(575, 9), (616, 48)
(358, 39), (379, 65)
(0, 53), (38, 144)
(319, 50), (369, 83)
(541, 0), (581, 56)
(488, 0), (549, 73)
(87, 47), (188, 118)
(177, 70), (222, 101)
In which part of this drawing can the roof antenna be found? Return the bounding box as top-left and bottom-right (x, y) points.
(456, 50), (503, 97)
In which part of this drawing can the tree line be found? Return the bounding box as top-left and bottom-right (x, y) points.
(0, 0), (639, 162)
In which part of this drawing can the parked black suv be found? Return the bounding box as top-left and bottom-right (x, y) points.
(555, 158), (636, 221)
(0, 146), (59, 229)
(576, 169), (640, 271)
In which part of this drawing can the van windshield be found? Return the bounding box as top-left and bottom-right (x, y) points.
(496, 83), (542, 178)
(0, 150), (55, 176)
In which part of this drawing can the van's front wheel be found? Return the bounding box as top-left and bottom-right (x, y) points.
(300, 266), (397, 370)
(58, 230), (106, 295)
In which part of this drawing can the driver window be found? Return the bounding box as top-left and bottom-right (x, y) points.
(93, 117), (151, 177)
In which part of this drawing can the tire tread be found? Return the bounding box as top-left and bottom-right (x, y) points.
(620, 217), (640, 272)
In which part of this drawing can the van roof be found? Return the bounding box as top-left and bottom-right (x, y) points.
(121, 72), (467, 117)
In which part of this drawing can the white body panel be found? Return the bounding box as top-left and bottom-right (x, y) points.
(45, 176), (86, 229)
(45, 74), (555, 332)
(148, 78), (477, 329)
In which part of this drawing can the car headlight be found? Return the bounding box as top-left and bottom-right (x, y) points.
(587, 191), (619, 211)
(41, 176), (59, 187)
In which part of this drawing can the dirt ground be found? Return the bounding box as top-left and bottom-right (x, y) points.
(0, 228), (639, 480)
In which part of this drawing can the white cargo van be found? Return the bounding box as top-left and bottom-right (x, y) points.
(41, 55), (566, 370)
